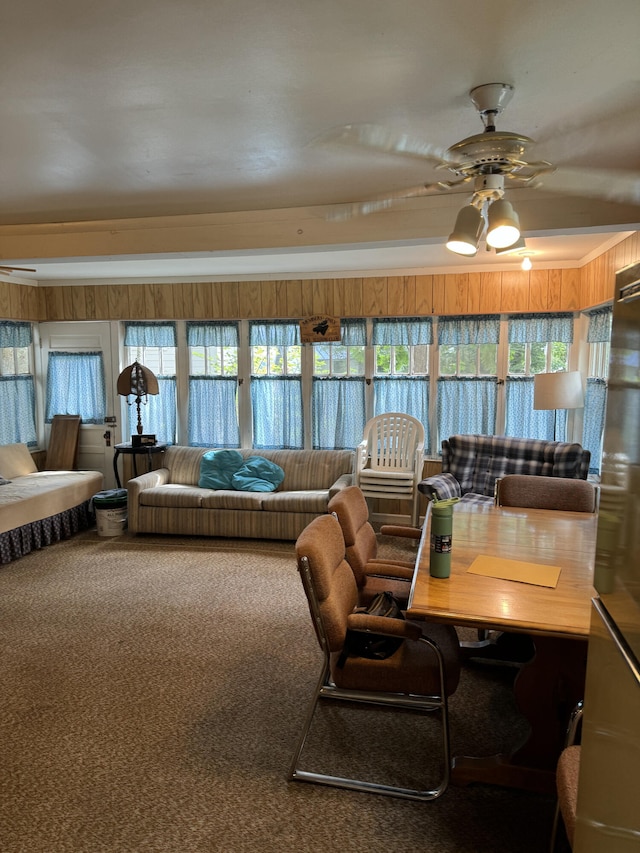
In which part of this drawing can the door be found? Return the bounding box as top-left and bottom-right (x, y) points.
(38, 321), (119, 487)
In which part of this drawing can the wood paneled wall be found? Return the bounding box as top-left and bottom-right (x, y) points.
(1, 232), (638, 323)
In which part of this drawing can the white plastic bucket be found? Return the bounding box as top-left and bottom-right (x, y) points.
(95, 505), (128, 537)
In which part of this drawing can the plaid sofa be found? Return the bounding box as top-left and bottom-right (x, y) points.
(418, 435), (591, 506)
(128, 446), (354, 540)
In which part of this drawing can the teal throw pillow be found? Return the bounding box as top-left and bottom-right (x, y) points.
(231, 456), (285, 492)
(198, 450), (245, 490)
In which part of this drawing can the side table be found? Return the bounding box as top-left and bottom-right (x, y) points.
(113, 442), (167, 489)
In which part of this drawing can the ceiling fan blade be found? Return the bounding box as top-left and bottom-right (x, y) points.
(316, 123), (451, 165)
(0, 265), (37, 273)
(327, 178), (470, 221)
(537, 167), (640, 206)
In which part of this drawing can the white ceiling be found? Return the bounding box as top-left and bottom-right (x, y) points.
(1, 0), (639, 284)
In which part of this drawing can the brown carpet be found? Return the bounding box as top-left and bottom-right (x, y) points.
(0, 530), (555, 853)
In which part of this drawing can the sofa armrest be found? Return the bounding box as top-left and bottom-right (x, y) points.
(418, 472), (461, 501)
(127, 468), (170, 533)
(328, 472), (353, 499)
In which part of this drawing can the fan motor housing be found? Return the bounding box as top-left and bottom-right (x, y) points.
(444, 131), (534, 175)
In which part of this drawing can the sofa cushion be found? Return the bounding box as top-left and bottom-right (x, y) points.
(231, 456), (285, 492)
(200, 490), (266, 510)
(257, 489), (332, 513)
(139, 485), (208, 509)
(198, 449), (244, 489)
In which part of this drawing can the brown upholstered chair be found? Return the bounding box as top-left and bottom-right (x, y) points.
(289, 513), (461, 801)
(328, 485), (418, 605)
(550, 701), (583, 851)
(496, 474), (597, 512)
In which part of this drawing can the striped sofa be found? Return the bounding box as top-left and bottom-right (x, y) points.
(419, 434), (591, 506)
(127, 446), (354, 540)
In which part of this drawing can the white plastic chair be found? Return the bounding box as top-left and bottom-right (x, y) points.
(354, 413), (425, 527)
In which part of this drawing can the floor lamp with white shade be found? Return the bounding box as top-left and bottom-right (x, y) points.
(533, 371), (584, 441)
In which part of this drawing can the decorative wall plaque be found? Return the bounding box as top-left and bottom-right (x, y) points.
(299, 315), (341, 343)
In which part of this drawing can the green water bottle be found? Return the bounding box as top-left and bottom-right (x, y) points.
(429, 498), (458, 578)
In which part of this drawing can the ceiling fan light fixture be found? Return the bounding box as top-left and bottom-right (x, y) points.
(486, 199), (520, 249)
(446, 204), (482, 256)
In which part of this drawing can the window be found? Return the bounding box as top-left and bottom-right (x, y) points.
(312, 319), (366, 449)
(250, 321), (302, 449)
(582, 306), (612, 473)
(0, 321), (37, 446)
(505, 313), (573, 440)
(187, 321), (240, 447)
(437, 316), (499, 442)
(373, 317), (432, 453)
(124, 322), (177, 444)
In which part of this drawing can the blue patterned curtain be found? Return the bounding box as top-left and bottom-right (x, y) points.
(586, 307), (612, 342)
(311, 320), (366, 448)
(372, 317), (432, 451)
(250, 322), (302, 448)
(0, 321), (32, 348)
(124, 322), (176, 347)
(340, 318), (367, 345)
(123, 322), (177, 444)
(249, 320), (299, 347)
(508, 313), (574, 343)
(0, 375), (37, 446)
(188, 377), (239, 447)
(374, 377), (430, 451)
(45, 352), (106, 424)
(0, 322), (36, 446)
(437, 377), (497, 441)
(505, 376), (563, 440)
(126, 377), (176, 444)
(373, 317), (432, 345)
(438, 315), (500, 345)
(505, 313), (574, 441)
(251, 376), (303, 449)
(187, 321), (239, 347)
(583, 377), (607, 473)
(312, 376), (365, 449)
(581, 308), (612, 473)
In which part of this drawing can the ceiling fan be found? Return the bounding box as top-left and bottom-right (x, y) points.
(325, 83), (640, 256)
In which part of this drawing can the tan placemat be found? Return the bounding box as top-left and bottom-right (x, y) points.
(467, 554), (561, 588)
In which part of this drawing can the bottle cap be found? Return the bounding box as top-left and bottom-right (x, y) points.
(432, 497), (459, 512)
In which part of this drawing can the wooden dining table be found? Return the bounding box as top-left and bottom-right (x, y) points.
(407, 501), (598, 793)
